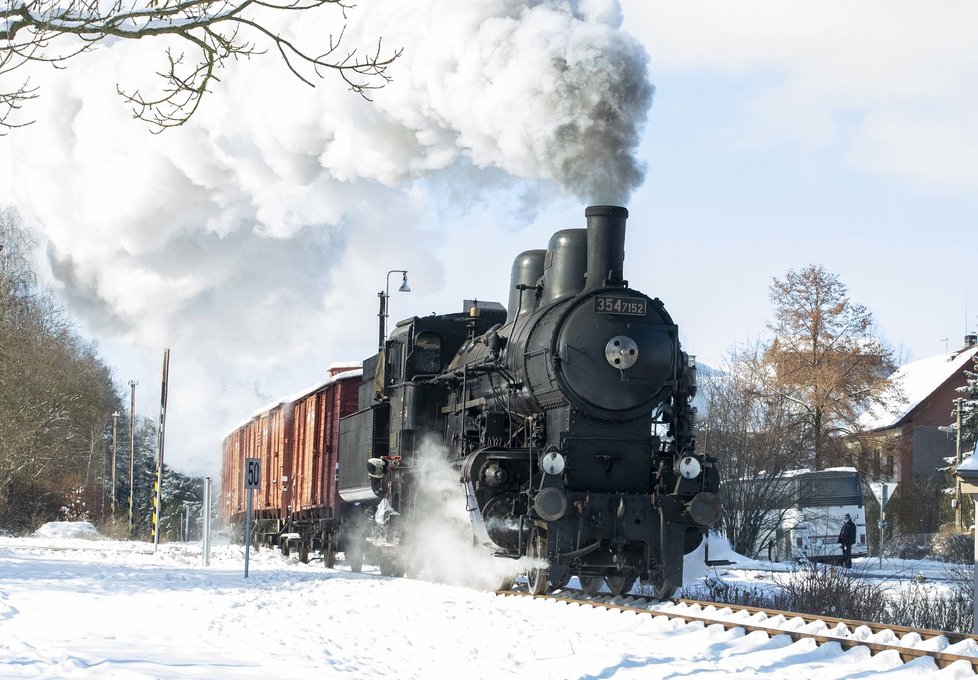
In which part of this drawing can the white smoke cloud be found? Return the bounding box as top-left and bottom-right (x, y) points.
(0, 0), (652, 473)
(391, 440), (540, 590)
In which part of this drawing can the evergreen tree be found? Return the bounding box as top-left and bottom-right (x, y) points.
(957, 355), (978, 450)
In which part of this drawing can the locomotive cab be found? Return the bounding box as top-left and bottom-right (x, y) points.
(336, 303), (506, 574)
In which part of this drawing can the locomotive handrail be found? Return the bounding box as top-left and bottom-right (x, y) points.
(440, 396), (489, 414)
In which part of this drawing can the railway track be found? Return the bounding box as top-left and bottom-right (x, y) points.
(497, 588), (978, 671)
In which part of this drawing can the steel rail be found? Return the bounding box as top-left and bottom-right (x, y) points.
(496, 590), (978, 671)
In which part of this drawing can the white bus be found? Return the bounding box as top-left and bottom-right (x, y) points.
(758, 468), (868, 563)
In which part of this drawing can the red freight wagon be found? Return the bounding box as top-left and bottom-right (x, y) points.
(220, 364), (361, 565)
(219, 399), (288, 525)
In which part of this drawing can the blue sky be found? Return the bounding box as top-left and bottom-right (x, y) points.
(615, 0), (978, 367)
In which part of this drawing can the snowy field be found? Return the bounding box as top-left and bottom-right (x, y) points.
(0, 523), (975, 679)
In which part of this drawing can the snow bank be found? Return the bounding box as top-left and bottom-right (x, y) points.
(31, 521), (105, 540)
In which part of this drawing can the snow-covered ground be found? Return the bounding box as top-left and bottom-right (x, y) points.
(0, 523), (975, 679)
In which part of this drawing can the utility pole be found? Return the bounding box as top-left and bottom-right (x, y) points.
(128, 380), (137, 538)
(202, 477), (212, 566)
(956, 397), (965, 530)
(110, 411), (120, 517)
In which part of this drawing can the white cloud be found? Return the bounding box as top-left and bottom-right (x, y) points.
(622, 0), (978, 193)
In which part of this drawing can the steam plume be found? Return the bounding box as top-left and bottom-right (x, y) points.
(0, 0), (653, 472)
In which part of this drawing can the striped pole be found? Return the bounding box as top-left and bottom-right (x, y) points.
(152, 349), (170, 551)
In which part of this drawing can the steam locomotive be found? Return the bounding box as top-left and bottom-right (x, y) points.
(335, 205), (721, 598)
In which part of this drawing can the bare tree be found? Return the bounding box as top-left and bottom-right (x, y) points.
(703, 344), (809, 557)
(0, 208), (122, 532)
(1, 0), (401, 131)
(763, 264), (899, 470)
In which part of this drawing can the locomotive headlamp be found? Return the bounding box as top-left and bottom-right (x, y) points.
(605, 335), (639, 369)
(678, 456), (702, 479)
(540, 450), (566, 475)
(366, 458), (387, 479)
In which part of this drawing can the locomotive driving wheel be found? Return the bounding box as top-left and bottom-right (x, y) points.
(604, 571), (637, 596)
(526, 527), (549, 595)
(579, 575), (603, 595)
(643, 569), (677, 600)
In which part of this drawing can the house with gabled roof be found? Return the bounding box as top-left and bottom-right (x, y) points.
(860, 336), (978, 484)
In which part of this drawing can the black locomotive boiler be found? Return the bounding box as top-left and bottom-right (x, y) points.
(337, 205), (720, 598)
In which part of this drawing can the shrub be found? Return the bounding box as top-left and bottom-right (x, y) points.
(683, 561), (974, 633)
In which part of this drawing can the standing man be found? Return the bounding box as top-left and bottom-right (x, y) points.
(838, 513), (856, 568)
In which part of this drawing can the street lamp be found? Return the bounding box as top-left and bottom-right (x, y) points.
(378, 270), (410, 350)
(111, 411), (120, 517)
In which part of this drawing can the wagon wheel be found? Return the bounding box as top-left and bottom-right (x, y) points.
(579, 575), (604, 595)
(323, 541), (336, 568)
(299, 541), (310, 564)
(379, 556), (396, 577)
(604, 572), (637, 596)
(280, 538), (290, 557)
(347, 547), (363, 573)
(526, 527), (549, 595)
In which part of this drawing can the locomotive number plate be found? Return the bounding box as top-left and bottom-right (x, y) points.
(594, 295), (646, 316)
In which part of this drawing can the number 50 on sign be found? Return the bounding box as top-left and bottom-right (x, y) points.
(245, 458), (261, 489)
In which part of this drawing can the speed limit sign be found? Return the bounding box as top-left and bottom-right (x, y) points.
(245, 458), (261, 489)
(243, 458), (261, 578)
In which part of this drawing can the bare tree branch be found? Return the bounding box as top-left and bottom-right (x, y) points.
(1, 0), (401, 132)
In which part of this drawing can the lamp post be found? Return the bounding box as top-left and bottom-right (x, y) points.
(111, 411), (120, 517)
(378, 270), (410, 350)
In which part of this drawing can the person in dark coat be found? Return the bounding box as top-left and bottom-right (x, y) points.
(838, 513), (856, 568)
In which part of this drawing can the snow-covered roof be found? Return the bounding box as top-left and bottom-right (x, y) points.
(958, 442), (978, 472)
(781, 466), (857, 478)
(224, 364), (363, 438)
(281, 367), (363, 405)
(861, 345), (978, 431)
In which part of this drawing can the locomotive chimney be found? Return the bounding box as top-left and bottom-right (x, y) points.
(584, 205), (628, 290)
(539, 229), (588, 306)
(506, 249), (546, 323)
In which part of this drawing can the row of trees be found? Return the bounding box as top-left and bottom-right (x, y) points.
(0, 208), (201, 538)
